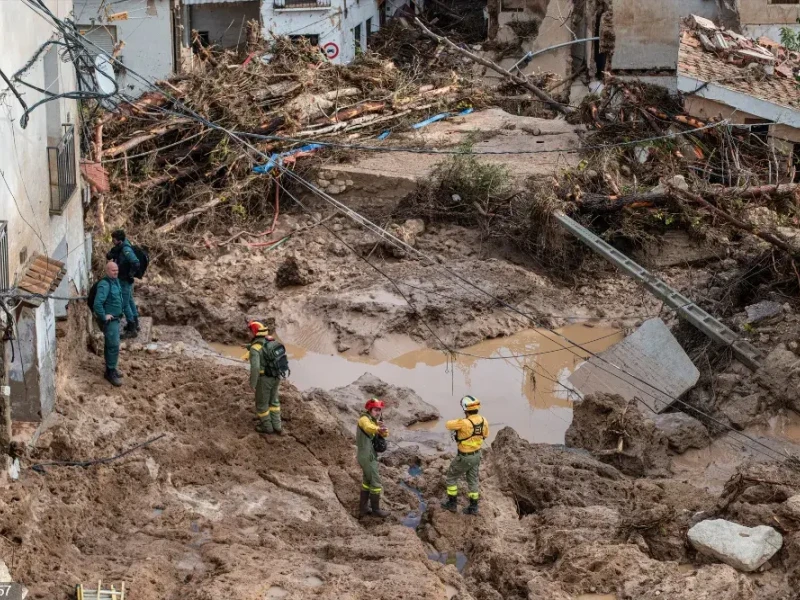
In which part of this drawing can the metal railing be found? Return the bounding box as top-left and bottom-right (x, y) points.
(0, 222), (8, 291)
(274, 0), (331, 8)
(47, 125), (78, 215)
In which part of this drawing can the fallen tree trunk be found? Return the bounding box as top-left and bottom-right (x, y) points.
(155, 196), (223, 235)
(104, 119), (193, 157)
(714, 183), (800, 199)
(674, 188), (798, 257)
(413, 18), (574, 115)
(578, 192), (671, 213)
(315, 100), (387, 124)
(579, 183), (800, 214)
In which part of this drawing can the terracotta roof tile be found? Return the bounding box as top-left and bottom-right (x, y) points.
(678, 23), (800, 113)
(18, 254), (66, 307)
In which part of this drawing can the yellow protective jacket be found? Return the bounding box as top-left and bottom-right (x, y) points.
(357, 413), (389, 462)
(247, 333), (273, 389)
(446, 413), (489, 453)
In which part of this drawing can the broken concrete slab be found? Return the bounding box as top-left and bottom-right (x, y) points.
(688, 519), (782, 572)
(568, 318), (700, 413)
(745, 300), (783, 325)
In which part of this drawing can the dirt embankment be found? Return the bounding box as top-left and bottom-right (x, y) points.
(2, 311), (799, 600)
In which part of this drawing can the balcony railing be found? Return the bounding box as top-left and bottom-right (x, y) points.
(274, 0), (331, 9)
(47, 125), (78, 215)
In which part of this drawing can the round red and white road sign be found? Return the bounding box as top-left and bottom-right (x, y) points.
(322, 42), (339, 60)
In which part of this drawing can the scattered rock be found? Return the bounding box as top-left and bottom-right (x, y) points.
(328, 242), (347, 257)
(745, 300), (783, 325)
(783, 495), (800, 521)
(651, 174), (689, 194)
(720, 392), (762, 429)
(652, 412), (709, 453)
(566, 393), (671, 476)
(743, 206), (779, 230)
(275, 256), (316, 288)
(756, 345), (800, 412)
(688, 519), (783, 572)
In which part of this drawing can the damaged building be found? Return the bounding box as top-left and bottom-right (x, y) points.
(0, 1), (91, 460)
(678, 15), (800, 182)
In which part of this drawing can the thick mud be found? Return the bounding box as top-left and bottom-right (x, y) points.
(211, 324), (622, 444)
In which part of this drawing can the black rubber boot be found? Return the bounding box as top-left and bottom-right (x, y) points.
(463, 498), (479, 515)
(255, 421), (274, 434)
(104, 369), (122, 387)
(441, 496), (458, 513)
(121, 321), (138, 340)
(114, 368), (124, 379)
(369, 494), (390, 518)
(359, 490), (372, 518)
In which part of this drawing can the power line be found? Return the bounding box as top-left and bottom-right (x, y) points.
(28, 0), (794, 466)
(276, 166), (793, 464)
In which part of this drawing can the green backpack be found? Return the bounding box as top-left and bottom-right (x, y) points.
(260, 339), (291, 378)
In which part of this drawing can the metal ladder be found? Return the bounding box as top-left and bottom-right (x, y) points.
(554, 212), (763, 370)
(76, 582), (125, 600)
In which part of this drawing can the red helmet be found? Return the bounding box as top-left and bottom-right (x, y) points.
(248, 320), (269, 336)
(365, 398), (385, 411)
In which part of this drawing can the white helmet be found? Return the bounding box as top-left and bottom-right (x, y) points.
(460, 395), (480, 411)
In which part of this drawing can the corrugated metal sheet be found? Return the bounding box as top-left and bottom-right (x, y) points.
(182, 0), (257, 5)
(76, 24), (117, 57)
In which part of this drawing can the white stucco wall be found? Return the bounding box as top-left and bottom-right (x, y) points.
(611, 0), (720, 71)
(261, 0), (381, 64)
(74, 0), (174, 96)
(742, 23), (800, 41)
(0, 0), (88, 424)
(190, 2), (262, 48)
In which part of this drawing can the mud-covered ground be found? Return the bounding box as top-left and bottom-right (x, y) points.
(4, 324), (800, 599)
(10, 160), (800, 598)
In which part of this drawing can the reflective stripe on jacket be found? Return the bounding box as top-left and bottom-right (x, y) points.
(247, 333), (272, 389)
(356, 413), (388, 463)
(445, 414), (489, 453)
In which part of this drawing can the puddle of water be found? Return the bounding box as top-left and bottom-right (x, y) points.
(213, 324), (622, 444)
(303, 575), (324, 588)
(428, 551), (468, 573)
(753, 411), (800, 441)
(673, 410), (800, 493)
(265, 586), (289, 600)
(400, 464), (428, 529)
(152, 507), (164, 517)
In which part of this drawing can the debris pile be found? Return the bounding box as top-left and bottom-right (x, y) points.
(90, 34), (490, 253)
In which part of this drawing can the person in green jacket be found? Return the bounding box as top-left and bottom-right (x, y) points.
(247, 321), (283, 435)
(357, 398), (390, 518)
(93, 261), (124, 387)
(107, 229), (141, 339)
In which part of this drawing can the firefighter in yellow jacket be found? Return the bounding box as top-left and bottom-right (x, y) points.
(441, 395), (489, 515)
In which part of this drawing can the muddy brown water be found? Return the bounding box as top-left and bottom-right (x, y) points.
(211, 324), (622, 444)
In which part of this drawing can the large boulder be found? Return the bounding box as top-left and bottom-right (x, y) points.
(688, 519), (783, 572)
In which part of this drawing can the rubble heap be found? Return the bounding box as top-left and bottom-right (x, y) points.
(88, 35), (491, 254)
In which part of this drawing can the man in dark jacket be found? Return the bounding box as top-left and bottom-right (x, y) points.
(93, 261), (124, 387)
(107, 229), (141, 339)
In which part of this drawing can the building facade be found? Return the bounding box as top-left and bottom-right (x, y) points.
(0, 1), (89, 448)
(260, 0), (384, 64)
(72, 0), (176, 96)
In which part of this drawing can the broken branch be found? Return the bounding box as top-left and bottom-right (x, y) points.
(413, 18), (574, 115)
(155, 196), (224, 235)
